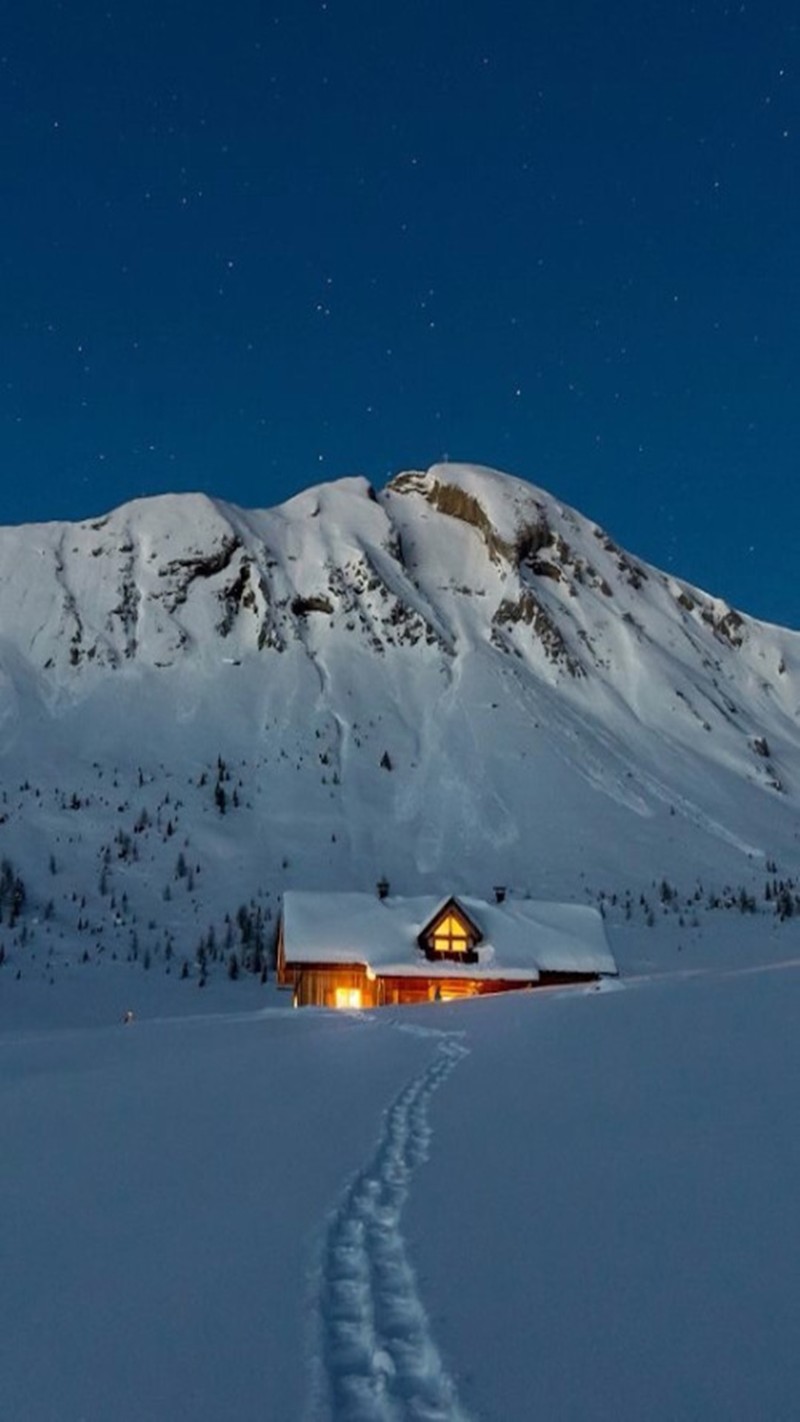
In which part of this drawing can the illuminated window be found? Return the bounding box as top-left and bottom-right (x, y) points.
(335, 987), (363, 1010)
(420, 899), (481, 964)
(432, 913), (469, 955)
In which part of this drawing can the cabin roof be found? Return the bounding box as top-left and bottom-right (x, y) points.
(281, 891), (616, 980)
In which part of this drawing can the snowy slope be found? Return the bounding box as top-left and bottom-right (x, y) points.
(1, 462), (800, 997)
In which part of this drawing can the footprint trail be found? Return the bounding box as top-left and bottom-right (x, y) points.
(311, 1034), (472, 1422)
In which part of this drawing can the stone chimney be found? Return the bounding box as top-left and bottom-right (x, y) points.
(377, 877), (390, 900)
(493, 885), (507, 904)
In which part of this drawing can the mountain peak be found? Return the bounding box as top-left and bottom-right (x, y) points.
(0, 461), (797, 931)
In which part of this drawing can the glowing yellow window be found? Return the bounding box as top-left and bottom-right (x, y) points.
(432, 913), (469, 954)
(335, 987), (363, 1010)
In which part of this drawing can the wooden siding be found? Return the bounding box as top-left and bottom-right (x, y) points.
(281, 961), (543, 1008)
(290, 965), (374, 1009)
(375, 976), (537, 1005)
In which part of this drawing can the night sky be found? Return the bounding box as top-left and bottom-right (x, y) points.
(2, 3), (798, 624)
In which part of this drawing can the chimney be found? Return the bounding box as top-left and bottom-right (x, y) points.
(493, 885), (507, 904)
(377, 877), (390, 900)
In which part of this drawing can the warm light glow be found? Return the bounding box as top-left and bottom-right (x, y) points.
(335, 987), (363, 1010)
(432, 912), (469, 954)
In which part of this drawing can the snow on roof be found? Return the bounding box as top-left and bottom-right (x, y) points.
(281, 891), (616, 981)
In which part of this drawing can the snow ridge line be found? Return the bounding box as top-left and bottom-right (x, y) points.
(312, 1035), (472, 1422)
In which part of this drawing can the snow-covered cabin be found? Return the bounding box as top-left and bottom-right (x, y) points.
(277, 889), (617, 1008)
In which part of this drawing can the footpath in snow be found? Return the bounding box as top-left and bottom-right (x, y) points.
(312, 1029), (471, 1422)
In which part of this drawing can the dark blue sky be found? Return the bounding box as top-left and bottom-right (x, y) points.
(2, 2), (798, 623)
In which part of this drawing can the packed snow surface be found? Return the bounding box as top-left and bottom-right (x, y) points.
(3, 940), (800, 1420)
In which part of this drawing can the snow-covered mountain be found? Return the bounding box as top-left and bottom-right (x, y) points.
(1, 461), (799, 977)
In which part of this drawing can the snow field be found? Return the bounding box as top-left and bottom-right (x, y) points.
(6, 941), (800, 1419)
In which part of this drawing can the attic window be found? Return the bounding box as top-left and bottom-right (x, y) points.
(420, 899), (481, 964)
(433, 913), (470, 955)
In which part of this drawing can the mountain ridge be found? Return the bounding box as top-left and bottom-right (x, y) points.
(1, 460), (792, 675)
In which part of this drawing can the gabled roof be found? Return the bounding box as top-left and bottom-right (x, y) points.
(281, 891), (616, 981)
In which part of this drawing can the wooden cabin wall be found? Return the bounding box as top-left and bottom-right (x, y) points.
(376, 976), (537, 1004)
(294, 965), (375, 1008)
(282, 959), (598, 1008)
